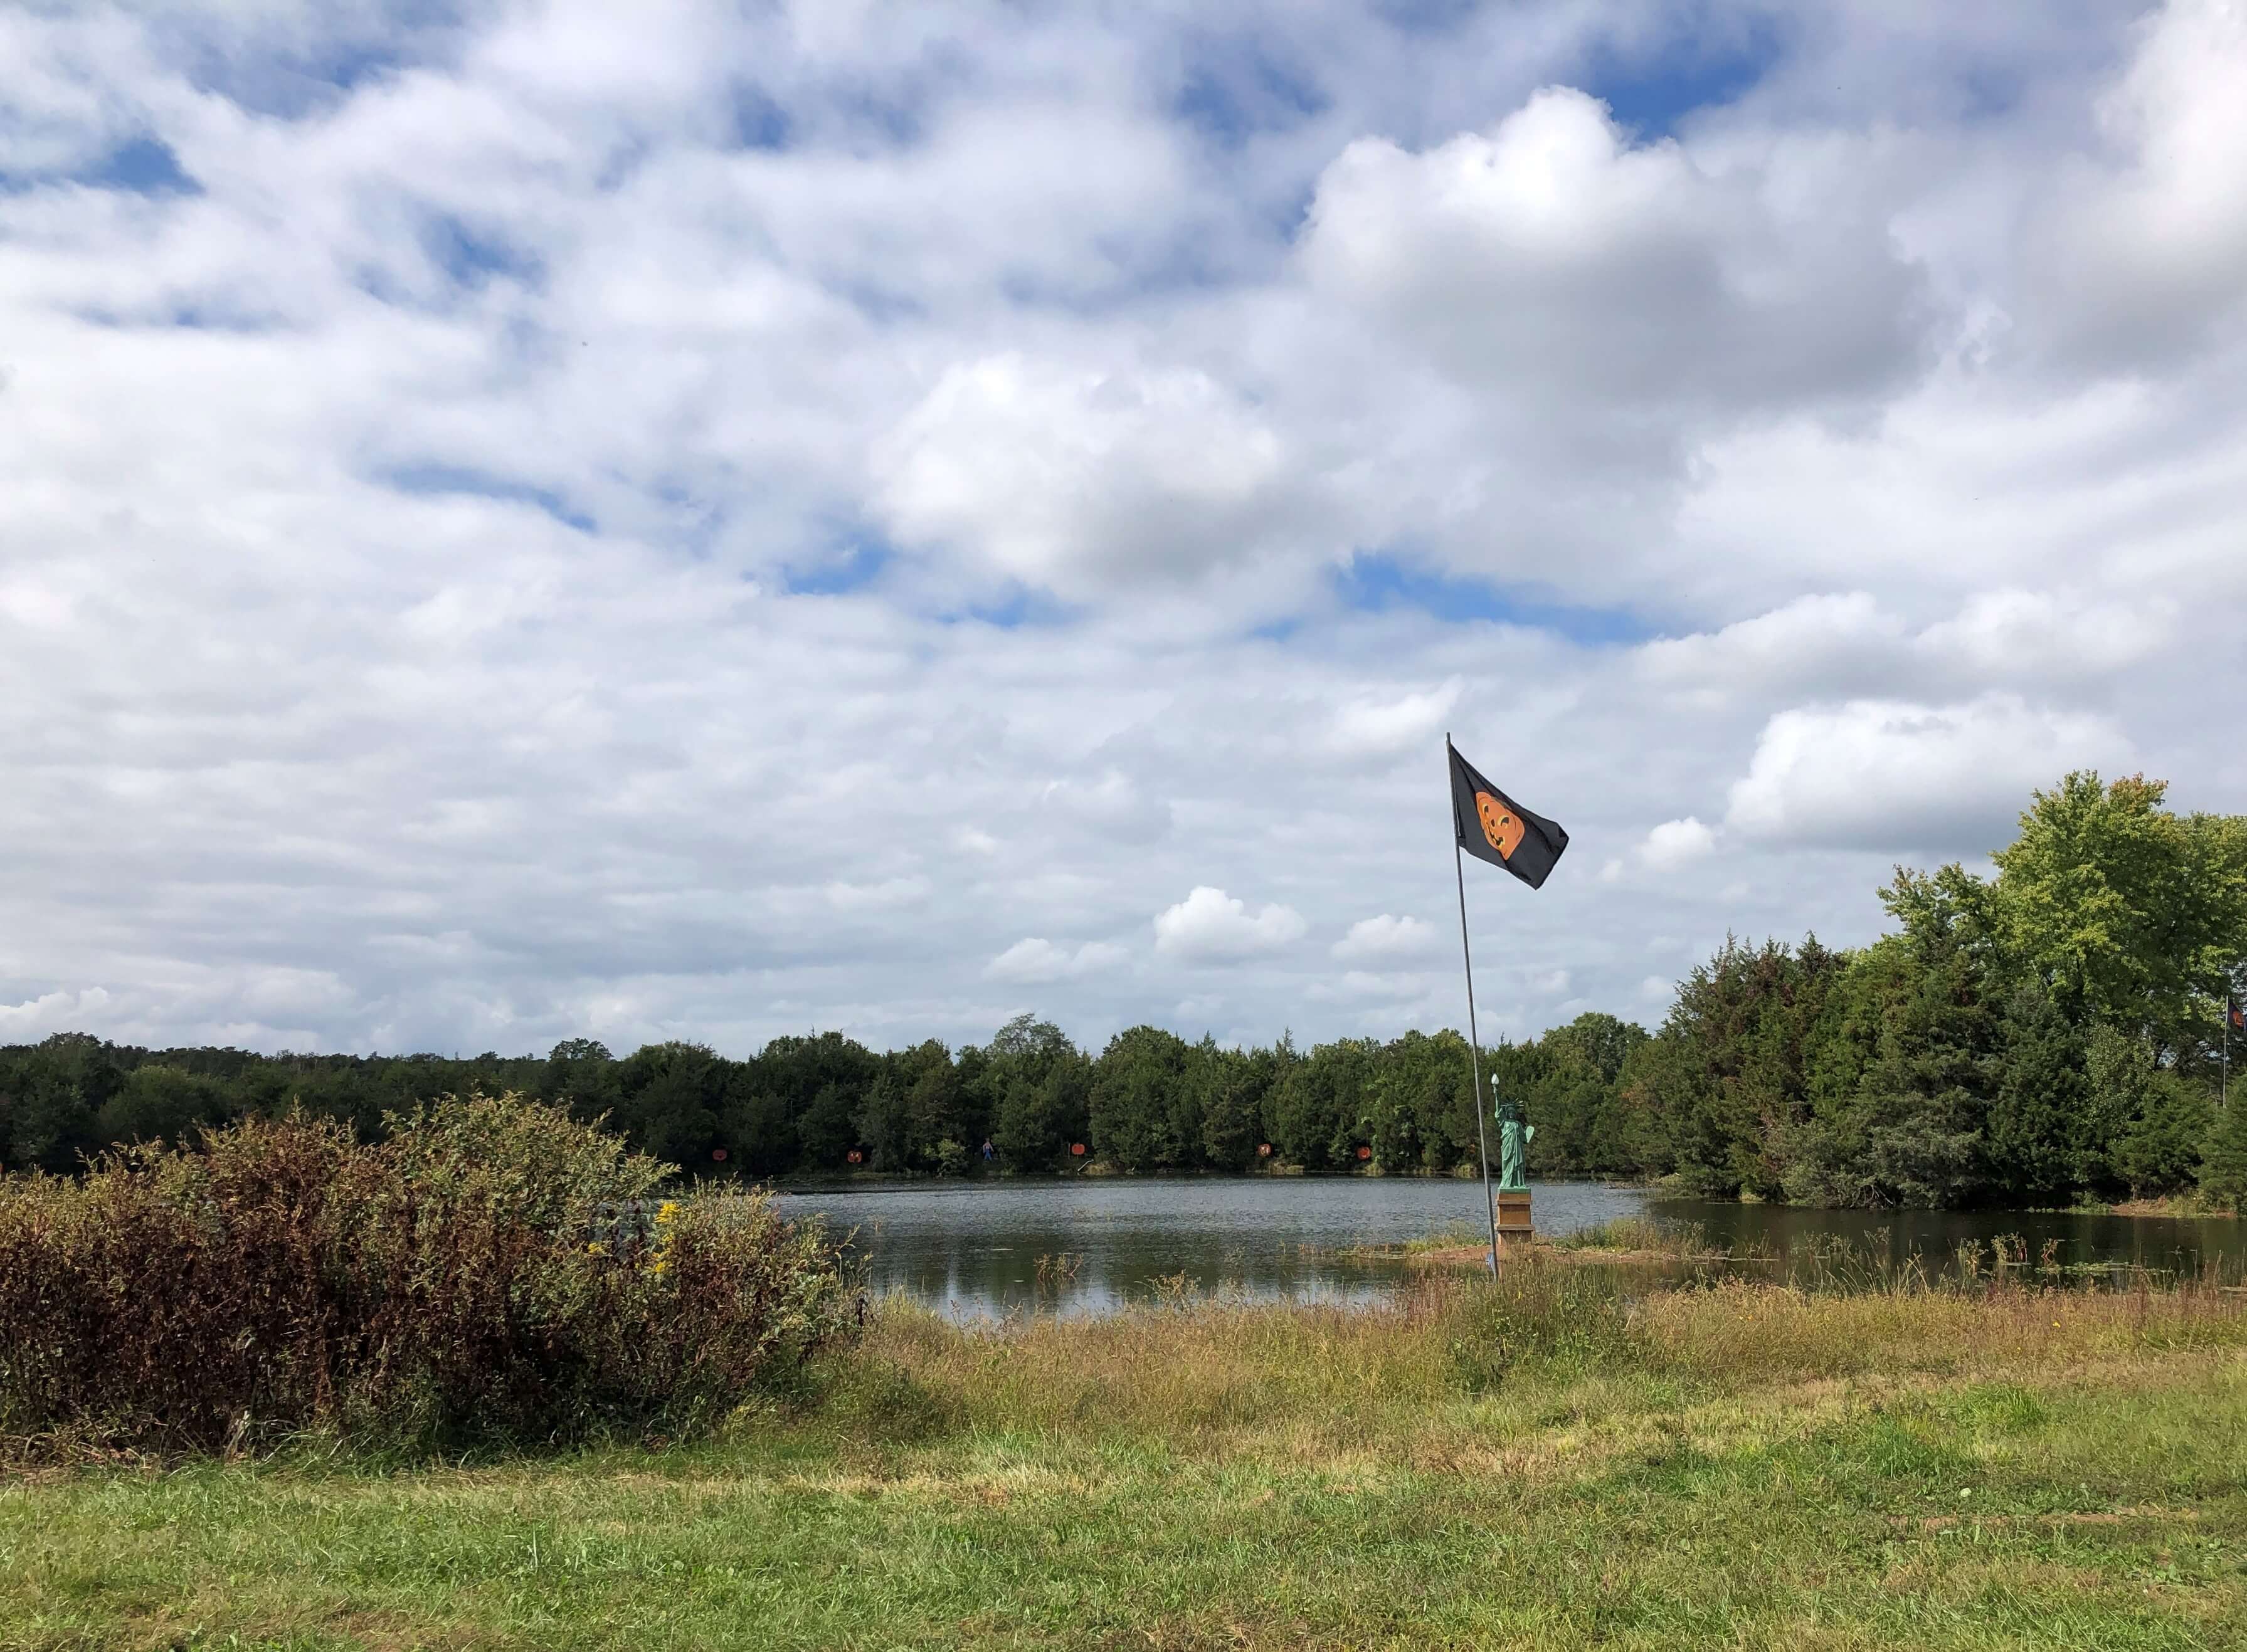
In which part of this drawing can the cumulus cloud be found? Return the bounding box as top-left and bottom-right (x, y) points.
(874, 354), (1297, 595)
(1725, 695), (2131, 853)
(984, 938), (1128, 984)
(1153, 887), (1309, 962)
(1333, 913), (1441, 962)
(1638, 818), (1718, 871)
(1299, 87), (1926, 419)
(1639, 594), (1908, 702)
(1328, 679), (1463, 758)
(1314, 969), (1430, 1002)
(1040, 771), (1172, 846)
(0, 0), (2241, 1060)
(1643, 589), (2176, 705)
(2029, 0), (2247, 367)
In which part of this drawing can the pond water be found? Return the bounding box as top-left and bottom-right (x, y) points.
(779, 1176), (1641, 1320)
(1665, 1199), (2247, 1282)
(778, 1177), (2247, 1320)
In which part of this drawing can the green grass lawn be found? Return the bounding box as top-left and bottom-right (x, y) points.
(7, 1268), (2247, 1650)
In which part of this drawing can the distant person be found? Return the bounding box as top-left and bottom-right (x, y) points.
(981, 1137), (995, 1164)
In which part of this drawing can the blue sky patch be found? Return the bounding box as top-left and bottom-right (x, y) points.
(381, 463), (595, 534)
(948, 584), (1076, 630)
(82, 135), (203, 196)
(1582, 16), (1786, 139)
(728, 85), (793, 151)
(1367, 0), (1483, 36)
(1333, 552), (1651, 645)
(3, 135), (204, 198)
(1174, 39), (1330, 149)
(190, 42), (407, 118)
(783, 536), (892, 597)
(421, 213), (542, 289)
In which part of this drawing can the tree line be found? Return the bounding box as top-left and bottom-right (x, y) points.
(4, 772), (2244, 1208)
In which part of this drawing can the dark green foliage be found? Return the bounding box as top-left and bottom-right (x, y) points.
(1984, 988), (2091, 1204)
(2199, 1095), (2247, 1211)
(2110, 1060), (2213, 1198)
(1269, 1036), (1377, 1172)
(1197, 1041), (1272, 1171)
(1088, 1026), (1194, 1172)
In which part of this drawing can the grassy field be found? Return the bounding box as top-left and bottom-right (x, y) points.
(6, 1263), (2247, 1651)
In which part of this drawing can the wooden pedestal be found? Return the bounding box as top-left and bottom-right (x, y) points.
(1494, 1191), (1532, 1248)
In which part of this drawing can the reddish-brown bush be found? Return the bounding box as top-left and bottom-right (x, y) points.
(0, 1097), (855, 1454)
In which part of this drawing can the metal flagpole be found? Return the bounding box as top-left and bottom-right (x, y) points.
(1449, 734), (1501, 1278)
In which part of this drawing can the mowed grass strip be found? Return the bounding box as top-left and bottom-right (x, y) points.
(5, 1270), (2246, 1651)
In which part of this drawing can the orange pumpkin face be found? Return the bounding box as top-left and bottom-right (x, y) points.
(1475, 791), (1524, 859)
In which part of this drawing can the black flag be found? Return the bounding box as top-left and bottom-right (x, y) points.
(1449, 739), (1568, 890)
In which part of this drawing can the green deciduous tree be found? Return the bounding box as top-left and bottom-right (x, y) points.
(1992, 773), (2247, 1057)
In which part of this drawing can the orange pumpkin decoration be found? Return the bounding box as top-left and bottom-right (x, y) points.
(1474, 791), (1524, 860)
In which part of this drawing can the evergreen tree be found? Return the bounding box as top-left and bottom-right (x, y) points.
(1985, 987), (2091, 1204)
(854, 1073), (911, 1172)
(2198, 1096), (2247, 1212)
(2112, 1070), (2212, 1197)
(1198, 1044), (1267, 1171)
(1089, 1027), (1190, 1171)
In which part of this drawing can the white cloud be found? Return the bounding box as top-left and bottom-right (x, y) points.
(1917, 589), (2175, 680)
(2028, 0), (2247, 367)
(1299, 87), (1925, 419)
(1328, 678), (1463, 758)
(1336, 970), (1430, 1001)
(1725, 695), (2130, 853)
(984, 938), (1128, 984)
(0, 987), (113, 1039)
(1638, 818), (1718, 871)
(1639, 593), (1906, 702)
(1333, 913), (1440, 963)
(874, 354), (1297, 596)
(826, 877), (929, 912)
(1644, 589), (2176, 705)
(1153, 887), (1309, 963)
(1040, 771), (1171, 846)
(0, 0), (2241, 1061)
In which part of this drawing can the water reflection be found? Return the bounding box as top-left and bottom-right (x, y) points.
(1660, 1199), (2247, 1282)
(778, 1177), (2247, 1320)
(778, 1177), (1642, 1320)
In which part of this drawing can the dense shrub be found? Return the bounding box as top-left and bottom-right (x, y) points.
(0, 1096), (857, 1455)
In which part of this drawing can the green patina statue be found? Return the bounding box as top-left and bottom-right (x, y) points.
(1494, 1097), (1535, 1192)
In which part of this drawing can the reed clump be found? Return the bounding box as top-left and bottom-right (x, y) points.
(0, 1096), (857, 1458)
(849, 1248), (2247, 1460)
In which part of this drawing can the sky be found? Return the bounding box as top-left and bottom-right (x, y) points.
(3, 0), (2245, 1060)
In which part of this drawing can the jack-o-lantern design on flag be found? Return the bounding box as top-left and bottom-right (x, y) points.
(1449, 737), (1569, 891)
(1474, 791), (1525, 860)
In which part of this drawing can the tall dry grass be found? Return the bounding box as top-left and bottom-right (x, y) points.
(850, 1250), (2247, 1461)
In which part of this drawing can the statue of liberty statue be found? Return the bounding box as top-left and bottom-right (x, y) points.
(1494, 1096), (1534, 1192)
